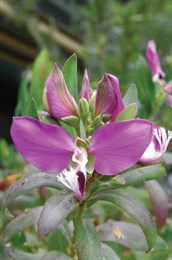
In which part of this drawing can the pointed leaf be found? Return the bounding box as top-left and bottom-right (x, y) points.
(38, 191), (78, 237)
(62, 54), (78, 101)
(90, 189), (157, 251)
(134, 56), (155, 117)
(74, 217), (102, 260)
(116, 103), (138, 121)
(123, 83), (139, 107)
(27, 98), (38, 119)
(2, 172), (64, 211)
(15, 76), (29, 116)
(29, 50), (52, 108)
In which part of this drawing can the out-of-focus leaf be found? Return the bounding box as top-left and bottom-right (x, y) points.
(38, 191), (78, 237)
(2, 172), (64, 211)
(145, 180), (169, 229)
(41, 251), (72, 260)
(97, 221), (148, 251)
(163, 152), (172, 165)
(45, 229), (69, 253)
(116, 103), (138, 121)
(123, 83), (139, 107)
(62, 54), (78, 102)
(3, 207), (42, 242)
(29, 50), (52, 108)
(89, 189), (157, 251)
(27, 98), (38, 119)
(15, 76), (29, 116)
(134, 56), (155, 117)
(4, 244), (45, 260)
(74, 216), (102, 260)
(101, 242), (120, 260)
(133, 236), (169, 260)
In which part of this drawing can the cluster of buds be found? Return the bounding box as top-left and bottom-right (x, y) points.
(10, 61), (172, 200)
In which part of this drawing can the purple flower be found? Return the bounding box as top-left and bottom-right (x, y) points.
(43, 64), (78, 119)
(11, 116), (153, 199)
(94, 73), (125, 121)
(79, 70), (94, 100)
(163, 81), (172, 95)
(146, 40), (165, 82)
(140, 126), (172, 164)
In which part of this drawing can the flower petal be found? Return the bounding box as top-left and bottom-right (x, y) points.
(140, 126), (172, 163)
(79, 69), (93, 100)
(10, 116), (76, 172)
(43, 64), (78, 119)
(89, 119), (153, 175)
(146, 40), (165, 81)
(163, 82), (172, 95)
(95, 73), (124, 120)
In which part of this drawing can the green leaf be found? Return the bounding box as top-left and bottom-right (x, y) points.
(4, 207), (42, 242)
(62, 54), (78, 102)
(97, 221), (148, 251)
(116, 103), (138, 121)
(134, 56), (155, 117)
(41, 251), (72, 260)
(89, 189), (157, 251)
(15, 76), (29, 116)
(4, 244), (45, 260)
(74, 217), (102, 260)
(45, 229), (69, 253)
(123, 83), (139, 107)
(101, 243), (120, 260)
(120, 163), (166, 187)
(38, 191), (78, 237)
(133, 236), (170, 260)
(27, 98), (38, 119)
(145, 180), (168, 229)
(2, 172), (64, 211)
(29, 50), (52, 108)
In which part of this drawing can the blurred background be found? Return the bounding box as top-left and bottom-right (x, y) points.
(1, 0), (172, 142)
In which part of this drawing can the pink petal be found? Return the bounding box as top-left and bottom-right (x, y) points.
(89, 119), (153, 175)
(43, 64), (78, 119)
(79, 69), (94, 100)
(11, 117), (76, 172)
(163, 82), (172, 95)
(95, 73), (124, 120)
(140, 126), (172, 163)
(146, 40), (165, 81)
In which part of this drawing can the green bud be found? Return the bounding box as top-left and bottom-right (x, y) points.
(78, 98), (90, 123)
(38, 111), (59, 125)
(61, 115), (80, 128)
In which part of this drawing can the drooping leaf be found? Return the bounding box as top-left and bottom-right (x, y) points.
(89, 189), (157, 251)
(133, 236), (170, 260)
(3, 207), (42, 242)
(62, 54), (78, 102)
(38, 191), (78, 237)
(4, 244), (45, 260)
(101, 242), (120, 260)
(145, 180), (169, 229)
(2, 172), (64, 211)
(74, 216), (102, 260)
(123, 83), (139, 107)
(97, 221), (148, 251)
(116, 103), (138, 121)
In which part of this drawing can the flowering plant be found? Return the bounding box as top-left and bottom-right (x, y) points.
(2, 53), (171, 259)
